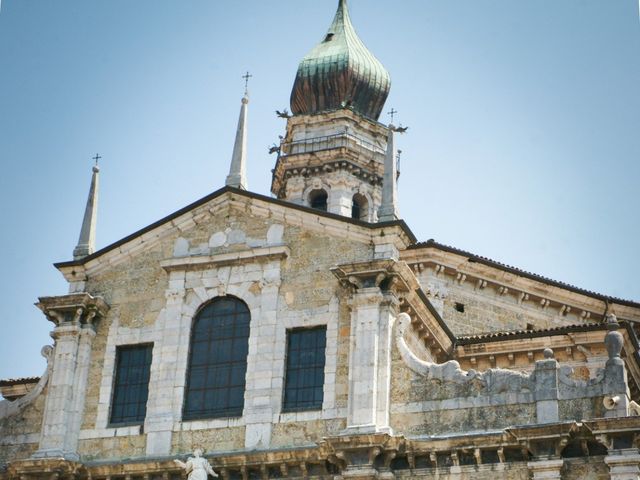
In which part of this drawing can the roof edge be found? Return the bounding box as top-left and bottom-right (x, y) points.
(456, 323), (607, 346)
(55, 186), (416, 269)
(408, 239), (640, 309)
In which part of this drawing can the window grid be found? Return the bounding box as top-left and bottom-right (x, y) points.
(183, 297), (250, 420)
(283, 326), (326, 412)
(109, 344), (153, 426)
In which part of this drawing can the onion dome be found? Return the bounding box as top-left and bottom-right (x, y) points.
(290, 0), (391, 121)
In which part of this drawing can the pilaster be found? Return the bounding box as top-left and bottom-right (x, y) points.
(534, 349), (559, 423)
(335, 263), (405, 434)
(243, 266), (282, 449)
(527, 458), (564, 479)
(32, 293), (108, 460)
(346, 287), (386, 432)
(605, 449), (640, 480)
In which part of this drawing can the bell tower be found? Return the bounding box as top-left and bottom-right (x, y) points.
(271, 0), (396, 222)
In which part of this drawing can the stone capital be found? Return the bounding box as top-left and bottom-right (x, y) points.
(350, 288), (385, 308)
(37, 292), (109, 328)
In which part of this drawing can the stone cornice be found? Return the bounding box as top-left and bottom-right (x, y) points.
(402, 246), (640, 323)
(36, 293), (109, 327)
(160, 246), (290, 272)
(6, 419), (640, 480)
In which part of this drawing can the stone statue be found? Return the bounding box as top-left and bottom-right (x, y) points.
(174, 449), (218, 479)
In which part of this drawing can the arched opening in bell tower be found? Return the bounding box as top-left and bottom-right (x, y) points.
(309, 189), (328, 211)
(351, 193), (368, 221)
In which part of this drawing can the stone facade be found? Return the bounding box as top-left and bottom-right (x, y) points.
(3, 1), (640, 479)
(2, 189), (640, 480)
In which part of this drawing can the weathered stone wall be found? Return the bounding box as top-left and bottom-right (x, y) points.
(0, 387), (47, 464)
(416, 270), (598, 336)
(78, 435), (147, 461)
(170, 426), (245, 455)
(563, 456), (610, 480)
(68, 198), (377, 459)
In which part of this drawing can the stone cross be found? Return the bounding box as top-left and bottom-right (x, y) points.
(387, 108), (397, 124)
(242, 71), (253, 95)
(92, 153), (101, 166)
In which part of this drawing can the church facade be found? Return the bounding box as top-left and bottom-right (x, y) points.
(2, 1), (640, 479)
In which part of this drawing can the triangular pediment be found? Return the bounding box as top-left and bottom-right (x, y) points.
(55, 187), (415, 282)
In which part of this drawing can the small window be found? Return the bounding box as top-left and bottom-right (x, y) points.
(110, 344), (153, 425)
(324, 33), (335, 42)
(309, 189), (328, 211)
(454, 302), (465, 313)
(283, 327), (326, 412)
(351, 193), (368, 221)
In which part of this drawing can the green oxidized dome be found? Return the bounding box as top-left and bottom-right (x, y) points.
(290, 0), (391, 121)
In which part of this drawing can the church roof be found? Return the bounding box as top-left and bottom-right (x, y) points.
(456, 323), (608, 345)
(408, 239), (640, 308)
(290, 0), (391, 121)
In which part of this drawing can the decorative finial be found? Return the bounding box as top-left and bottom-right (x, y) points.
(543, 348), (554, 359)
(73, 158), (100, 260)
(604, 313), (624, 365)
(226, 81), (249, 190)
(242, 71), (252, 96)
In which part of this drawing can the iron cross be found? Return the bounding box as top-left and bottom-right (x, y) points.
(387, 108), (398, 124)
(92, 153), (102, 166)
(242, 71), (253, 94)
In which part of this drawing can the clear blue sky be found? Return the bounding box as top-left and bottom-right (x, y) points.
(1, 0), (639, 379)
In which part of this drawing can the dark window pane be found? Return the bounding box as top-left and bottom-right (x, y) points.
(110, 344), (153, 425)
(183, 296), (250, 420)
(283, 327), (326, 412)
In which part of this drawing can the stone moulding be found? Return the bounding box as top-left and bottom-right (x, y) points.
(160, 245), (290, 272)
(0, 345), (52, 420)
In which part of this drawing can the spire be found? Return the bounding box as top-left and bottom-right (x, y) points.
(226, 91), (249, 190)
(73, 160), (100, 260)
(377, 127), (399, 222)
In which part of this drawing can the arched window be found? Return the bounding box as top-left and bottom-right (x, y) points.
(183, 296), (250, 420)
(309, 189), (328, 211)
(351, 193), (368, 221)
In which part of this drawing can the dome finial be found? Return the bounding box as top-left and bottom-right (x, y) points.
(290, 0), (390, 120)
